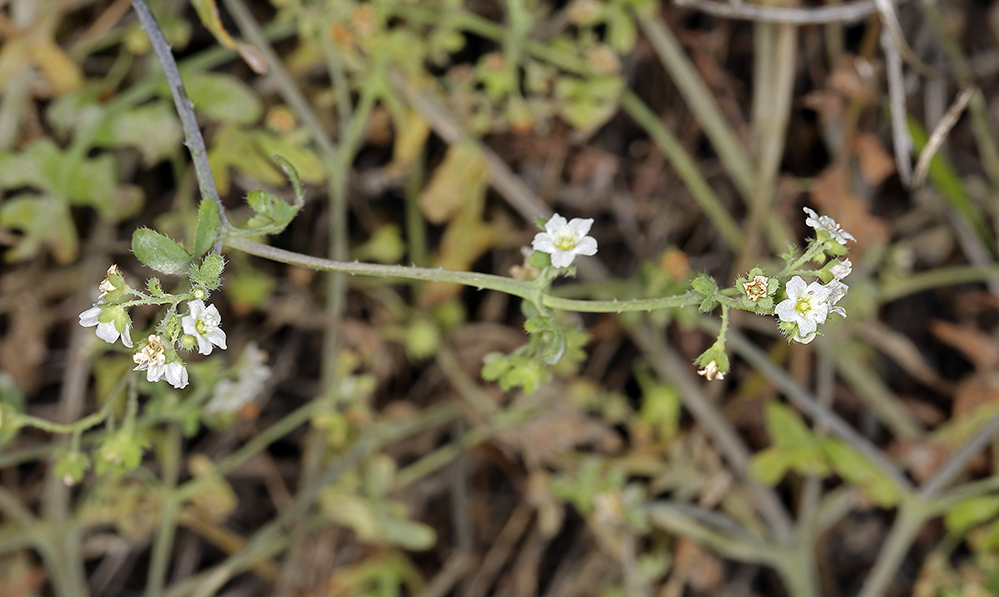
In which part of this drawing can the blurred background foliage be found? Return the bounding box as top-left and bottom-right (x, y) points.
(3, 0), (999, 596)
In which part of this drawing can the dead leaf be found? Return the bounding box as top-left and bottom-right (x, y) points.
(853, 132), (896, 186)
(385, 109), (430, 177)
(828, 54), (877, 103)
(418, 141), (488, 224)
(810, 165), (891, 251)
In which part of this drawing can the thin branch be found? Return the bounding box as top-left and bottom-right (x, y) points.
(913, 85), (976, 188)
(881, 27), (914, 187)
(673, 0), (880, 24)
(130, 0), (232, 230)
(920, 410), (999, 498)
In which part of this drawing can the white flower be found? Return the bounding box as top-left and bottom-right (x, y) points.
(804, 207), (856, 245)
(531, 213), (598, 268)
(182, 300), (227, 355)
(79, 305), (133, 348)
(206, 343), (271, 415)
(825, 279), (849, 318)
(830, 259), (852, 280)
(743, 275), (770, 302)
(774, 276), (832, 343)
(697, 360), (725, 381)
(133, 335), (189, 389)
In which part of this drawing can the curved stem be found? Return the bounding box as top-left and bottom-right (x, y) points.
(224, 235), (703, 313)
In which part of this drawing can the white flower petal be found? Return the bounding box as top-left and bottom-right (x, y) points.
(79, 306), (102, 327)
(550, 250), (575, 268)
(95, 321), (120, 344)
(531, 234), (557, 254)
(567, 217), (594, 237)
(774, 299), (796, 322)
(164, 362), (189, 389)
(574, 236), (598, 256)
(544, 214), (568, 235)
(784, 276), (807, 299)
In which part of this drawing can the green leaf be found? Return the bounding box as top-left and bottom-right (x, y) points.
(376, 509), (437, 551)
(0, 195), (78, 263)
(750, 447), (791, 486)
(765, 402), (813, 448)
(132, 228), (193, 275)
(691, 274), (717, 295)
(944, 496), (999, 534)
(245, 189), (299, 233)
(93, 102), (183, 166)
(193, 199), (221, 258)
(182, 71), (263, 125)
(823, 440), (900, 507)
(481, 353), (511, 381)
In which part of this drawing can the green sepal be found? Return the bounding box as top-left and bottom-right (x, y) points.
(132, 228), (193, 275)
(691, 274), (717, 296)
(527, 250), (551, 269)
(193, 199), (221, 258)
(190, 253), (226, 290)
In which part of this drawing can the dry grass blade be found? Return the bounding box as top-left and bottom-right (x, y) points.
(913, 85), (977, 188)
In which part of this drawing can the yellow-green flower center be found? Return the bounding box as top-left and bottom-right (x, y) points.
(555, 236), (576, 251)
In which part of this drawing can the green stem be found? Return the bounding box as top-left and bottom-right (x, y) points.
(225, 235), (702, 313)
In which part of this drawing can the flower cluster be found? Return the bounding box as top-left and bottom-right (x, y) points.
(78, 259), (228, 389)
(774, 209), (854, 344)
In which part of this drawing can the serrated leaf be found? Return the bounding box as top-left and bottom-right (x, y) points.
(132, 228), (192, 274)
(193, 199), (221, 257)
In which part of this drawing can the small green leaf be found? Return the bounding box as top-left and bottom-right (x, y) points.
(182, 72), (263, 125)
(0, 195), (78, 263)
(944, 496), (999, 533)
(376, 509), (437, 551)
(193, 199), (221, 258)
(824, 440), (900, 507)
(132, 228), (192, 275)
(691, 274), (717, 295)
(765, 402), (813, 448)
(245, 189), (299, 233)
(481, 352), (511, 381)
(750, 447), (791, 486)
